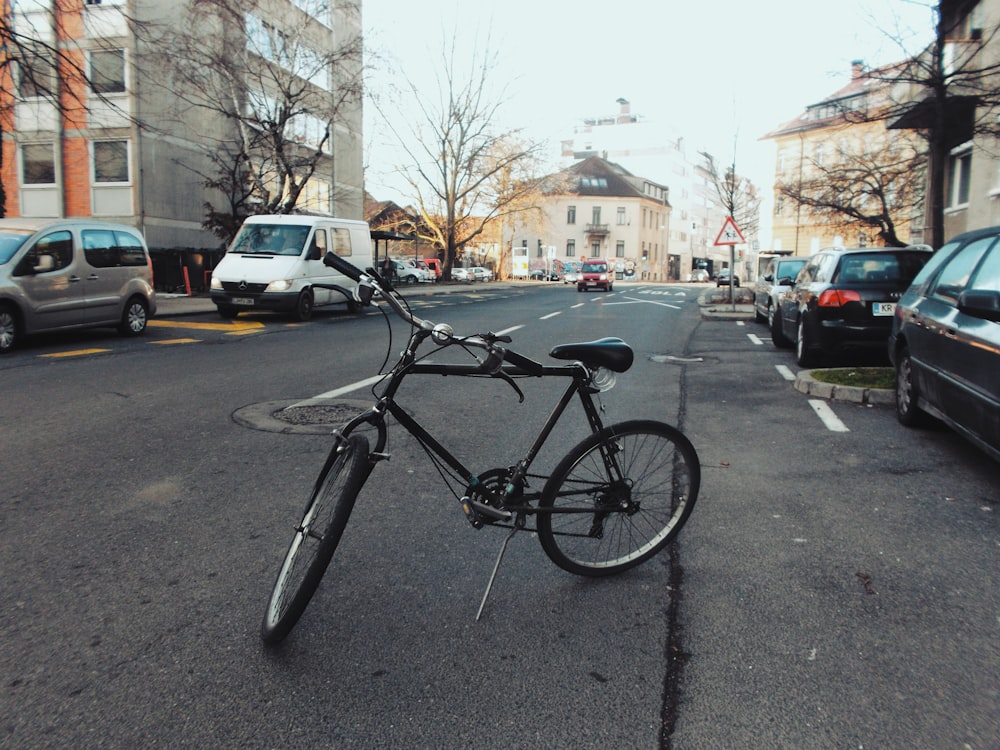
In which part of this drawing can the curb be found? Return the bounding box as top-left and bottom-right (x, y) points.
(794, 369), (895, 407)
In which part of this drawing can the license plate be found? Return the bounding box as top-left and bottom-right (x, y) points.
(872, 302), (895, 316)
(232, 297), (254, 306)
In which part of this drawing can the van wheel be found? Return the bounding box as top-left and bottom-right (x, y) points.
(118, 297), (149, 336)
(217, 305), (239, 319)
(0, 304), (20, 354)
(294, 289), (314, 322)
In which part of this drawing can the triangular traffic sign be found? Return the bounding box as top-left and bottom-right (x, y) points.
(713, 216), (745, 246)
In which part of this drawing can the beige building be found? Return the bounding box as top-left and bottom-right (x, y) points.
(508, 156), (671, 281)
(2, 0), (364, 255)
(763, 61), (926, 255)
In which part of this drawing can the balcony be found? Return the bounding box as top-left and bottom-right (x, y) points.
(585, 223), (609, 236)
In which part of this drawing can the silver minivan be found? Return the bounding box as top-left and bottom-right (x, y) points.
(0, 218), (157, 354)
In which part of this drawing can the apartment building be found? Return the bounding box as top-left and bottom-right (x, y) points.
(1, 0), (363, 253)
(763, 61), (926, 255)
(508, 156), (671, 281)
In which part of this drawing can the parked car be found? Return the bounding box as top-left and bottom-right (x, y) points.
(393, 260), (432, 284)
(451, 267), (470, 281)
(0, 218), (157, 354)
(754, 256), (808, 328)
(422, 257), (442, 280)
(688, 269), (710, 283)
(888, 226), (1000, 461)
(469, 266), (493, 282)
(529, 269), (559, 281)
(715, 269), (740, 287)
(773, 245), (932, 367)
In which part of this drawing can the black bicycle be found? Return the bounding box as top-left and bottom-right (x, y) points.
(261, 254), (701, 644)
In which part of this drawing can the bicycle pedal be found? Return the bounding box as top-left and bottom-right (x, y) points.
(467, 499), (512, 523)
(459, 497), (484, 529)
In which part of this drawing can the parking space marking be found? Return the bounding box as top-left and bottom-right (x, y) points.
(776, 364), (796, 381)
(809, 399), (850, 432)
(747, 333), (764, 345)
(39, 348), (111, 358)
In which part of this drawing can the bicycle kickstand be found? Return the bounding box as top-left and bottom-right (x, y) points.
(475, 526), (519, 622)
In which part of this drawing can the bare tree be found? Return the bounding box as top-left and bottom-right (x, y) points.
(778, 145), (926, 247)
(858, 1), (1000, 247)
(700, 151), (762, 242)
(373, 35), (545, 279)
(155, 0), (363, 239)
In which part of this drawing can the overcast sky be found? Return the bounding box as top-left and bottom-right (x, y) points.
(361, 0), (936, 203)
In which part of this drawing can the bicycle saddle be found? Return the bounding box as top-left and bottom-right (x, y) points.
(548, 337), (634, 372)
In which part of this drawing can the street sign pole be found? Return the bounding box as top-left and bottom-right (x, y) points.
(713, 216), (745, 312)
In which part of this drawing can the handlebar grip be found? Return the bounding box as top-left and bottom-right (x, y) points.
(503, 348), (544, 376)
(323, 252), (363, 282)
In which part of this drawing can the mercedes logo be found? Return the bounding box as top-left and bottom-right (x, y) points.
(238, 280), (247, 290)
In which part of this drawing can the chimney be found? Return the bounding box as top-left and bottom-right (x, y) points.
(851, 60), (866, 79)
(616, 97), (631, 123)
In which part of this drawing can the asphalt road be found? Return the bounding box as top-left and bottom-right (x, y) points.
(1, 282), (996, 749)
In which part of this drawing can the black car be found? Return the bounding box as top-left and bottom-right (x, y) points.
(715, 269), (740, 287)
(888, 225), (1000, 462)
(773, 246), (932, 367)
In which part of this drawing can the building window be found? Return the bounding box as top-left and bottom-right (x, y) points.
(566, 239), (575, 257)
(90, 49), (126, 94)
(590, 241), (601, 257)
(18, 47), (56, 99)
(93, 140), (130, 183)
(299, 177), (331, 214)
(21, 143), (56, 185)
(616, 241), (625, 257)
(775, 196), (784, 216)
(616, 207), (626, 225)
(567, 205), (576, 224)
(592, 206), (601, 224)
(947, 144), (972, 208)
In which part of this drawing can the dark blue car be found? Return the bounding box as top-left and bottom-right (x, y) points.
(888, 225), (1000, 462)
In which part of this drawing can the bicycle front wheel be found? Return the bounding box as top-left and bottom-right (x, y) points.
(537, 420), (699, 577)
(261, 433), (371, 645)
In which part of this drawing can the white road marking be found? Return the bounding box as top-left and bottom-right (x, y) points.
(747, 333), (763, 345)
(540, 311), (562, 320)
(809, 399), (850, 432)
(775, 365), (796, 381)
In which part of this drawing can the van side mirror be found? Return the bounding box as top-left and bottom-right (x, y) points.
(958, 289), (1000, 322)
(307, 243), (322, 261)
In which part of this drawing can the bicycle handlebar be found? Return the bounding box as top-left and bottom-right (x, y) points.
(324, 252), (544, 376)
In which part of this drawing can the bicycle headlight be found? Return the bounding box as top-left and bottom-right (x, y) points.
(590, 367), (617, 392)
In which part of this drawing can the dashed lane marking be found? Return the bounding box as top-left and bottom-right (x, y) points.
(148, 319), (265, 333)
(39, 348), (111, 358)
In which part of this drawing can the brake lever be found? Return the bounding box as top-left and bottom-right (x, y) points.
(494, 368), (525, 403)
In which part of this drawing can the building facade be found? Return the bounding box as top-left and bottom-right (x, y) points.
(508, 156), (671, 281)
(1, 0), (364, 252)
(763, 61), (927, 256)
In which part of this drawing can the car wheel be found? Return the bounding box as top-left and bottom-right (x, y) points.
(404, 274), (418, 285)
(795, 319), (820, 367)
(895, 346), (928, 427)
(217, 304), (239, 319)
(293, 289), (314, 322)
(770, 309), (792, 348)
(0, 304), (20, 354)
(577, 285), (584, 292)
(118, 296), (149, 336)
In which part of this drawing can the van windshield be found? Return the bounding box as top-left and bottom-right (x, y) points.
(229, 224), (310, 256)
(0, 230), (33, 264)
(582, 262), (606, 273)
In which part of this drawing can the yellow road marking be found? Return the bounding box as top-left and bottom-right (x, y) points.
(39, 348), (111, 358)
(151, 338), (201, 345)
(148, 319), (265, 332)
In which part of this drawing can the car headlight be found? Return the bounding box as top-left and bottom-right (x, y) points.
(210, 277), (222, 290)
(265, 279), (292, 292)
(600, 273), (608, 280)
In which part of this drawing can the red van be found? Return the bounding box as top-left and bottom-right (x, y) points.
(577, 258), (612, 292)
(423, 258), (442, 280)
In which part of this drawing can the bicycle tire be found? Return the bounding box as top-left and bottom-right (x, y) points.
(261, 433), (371, 644)
(537, 420), (699, 577)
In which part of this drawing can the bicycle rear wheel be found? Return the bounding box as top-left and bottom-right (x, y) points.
(261, 433), (371, 644)
(537, 420), (699, 577)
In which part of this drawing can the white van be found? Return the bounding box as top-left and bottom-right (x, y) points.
(209, 215), (372, 320)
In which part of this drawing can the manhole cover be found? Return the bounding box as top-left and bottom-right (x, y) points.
(232, 399), (369, 435)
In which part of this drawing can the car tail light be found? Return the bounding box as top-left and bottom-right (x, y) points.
(818, 289), (862, 307)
